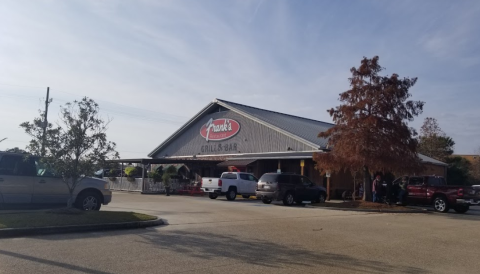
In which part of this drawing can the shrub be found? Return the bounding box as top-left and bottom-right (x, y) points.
(148, 170), (162, 183)
(125, 166), (137, 177)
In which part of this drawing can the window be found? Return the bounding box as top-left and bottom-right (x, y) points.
(221, 173), (238, 179)
(409, 177), (424, 186)
(427, 176), (446, 186)
(35, 160), (58, 177)
(239, 174), (249, 180)
(278, 175), (290, 184)
(259, 174), (279, 182)
(0, 155), (36, 176)
(291, 175), (302, 185)
(300, 176), (313, 186)
(393, 177), (405, 185)
(248, 175), (258, 182)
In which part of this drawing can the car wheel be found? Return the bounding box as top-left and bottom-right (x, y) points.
(75, 191), (101, 211)
(226, 188), (237, 201)
(433, 196), (449, 213)
(283, 192), (295, 206)
(208, 193), (218, 199)
(242, 195), (251, 199)
(454, 204), (469, 214)
(316, 192), (326, 203)
(262, 198), (272, 204)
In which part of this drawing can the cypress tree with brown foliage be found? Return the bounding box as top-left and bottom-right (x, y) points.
(313, 56), (424, 201)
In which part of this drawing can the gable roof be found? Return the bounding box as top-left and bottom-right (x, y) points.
(216, 99), (334, 148)
(148, 98), (333, 157)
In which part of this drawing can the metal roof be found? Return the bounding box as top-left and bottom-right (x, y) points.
(148, 98), (332, 157)
(216, 99), (333, 149)
(107, 158), (222, 165)
(418, 154), (448, 166)
(226, 151), (320, 160)
(217, 159), (257, 167)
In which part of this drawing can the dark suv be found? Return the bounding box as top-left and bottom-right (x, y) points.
(255, 173), (327, 206)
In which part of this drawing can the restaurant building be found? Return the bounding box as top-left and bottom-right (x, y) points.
(147, 98), (447, 198)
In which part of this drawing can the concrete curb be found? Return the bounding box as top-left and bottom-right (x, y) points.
(0, 218), (165, 238)
(305, 205), (431, 214)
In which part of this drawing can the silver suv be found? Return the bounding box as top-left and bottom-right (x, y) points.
(0, 152), (112, 210)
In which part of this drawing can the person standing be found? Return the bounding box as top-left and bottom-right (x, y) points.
(397, 176), (408, 205)
(164, 178), (171, 196)
(386, 179), (393, 205)
(372, 175), (382, 203)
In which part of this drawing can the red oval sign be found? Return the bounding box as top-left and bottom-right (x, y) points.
(200, 118), (240, 142)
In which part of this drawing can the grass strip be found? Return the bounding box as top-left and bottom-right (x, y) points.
(0, 210), (157, 229)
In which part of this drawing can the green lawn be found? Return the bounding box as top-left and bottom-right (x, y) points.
(0, 210), (157, 229)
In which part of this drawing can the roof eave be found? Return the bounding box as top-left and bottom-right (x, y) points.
(147, 99), (219, 157)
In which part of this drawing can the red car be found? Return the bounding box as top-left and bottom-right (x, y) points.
(393, 175), (480, 213)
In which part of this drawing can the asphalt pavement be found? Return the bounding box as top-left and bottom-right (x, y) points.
(0, 192), (479, 274)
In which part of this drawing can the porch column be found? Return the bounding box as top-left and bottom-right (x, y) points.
(141, 163), (145, 193)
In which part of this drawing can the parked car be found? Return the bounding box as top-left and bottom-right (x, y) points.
(0, 152), (112, 210)
(201, 172), (258, 200)
(392, 175), (480, 213)
(256, 173), (327, 206)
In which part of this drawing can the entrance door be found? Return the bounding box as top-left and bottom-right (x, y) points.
(0, 155), (35, 204)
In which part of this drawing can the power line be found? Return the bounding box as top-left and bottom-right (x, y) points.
(0, 90), (188, 125)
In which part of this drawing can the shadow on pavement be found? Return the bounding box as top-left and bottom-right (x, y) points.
(136, 230), (428, 274)
(0, 249), (113, 274)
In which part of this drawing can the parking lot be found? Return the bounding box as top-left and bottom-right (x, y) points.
(1, 192), (480, 274)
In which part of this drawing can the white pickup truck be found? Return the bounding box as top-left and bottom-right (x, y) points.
(201, 172), (258, 200)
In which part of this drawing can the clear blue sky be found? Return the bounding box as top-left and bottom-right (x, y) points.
(1, 0), (479, 158)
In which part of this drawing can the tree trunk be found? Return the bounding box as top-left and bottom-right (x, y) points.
(363, 166), (372, 201)
(66, 178), (75, 208)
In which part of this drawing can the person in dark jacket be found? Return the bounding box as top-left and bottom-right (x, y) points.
(397, 176), (408, 205)
(386, 180), (393, 205)
(372, 175), (382, 203)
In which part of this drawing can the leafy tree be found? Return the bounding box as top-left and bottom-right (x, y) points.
(20, 97), (119, 207)
(313, 56), (424, 201)
(5, 147), (28, 154)
(418, 117), (454, 161)
(469, 148), (480, 184)
(446, 156), (472, 185)
(161, 165), (178, 183)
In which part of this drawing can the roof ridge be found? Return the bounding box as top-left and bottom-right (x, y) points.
(215, 98), (334, 126)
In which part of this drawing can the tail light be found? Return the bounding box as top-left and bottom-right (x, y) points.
(218, 179), (223, 186)
(457, 188), (464, 197)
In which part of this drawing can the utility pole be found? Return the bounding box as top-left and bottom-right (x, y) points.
(41, 87), (51, 157)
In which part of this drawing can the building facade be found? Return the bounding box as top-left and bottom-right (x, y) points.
(148, 99), (447, 198)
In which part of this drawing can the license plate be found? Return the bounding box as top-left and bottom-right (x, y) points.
(303, 201), (311, 204)
(264, 186), (270, 189)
